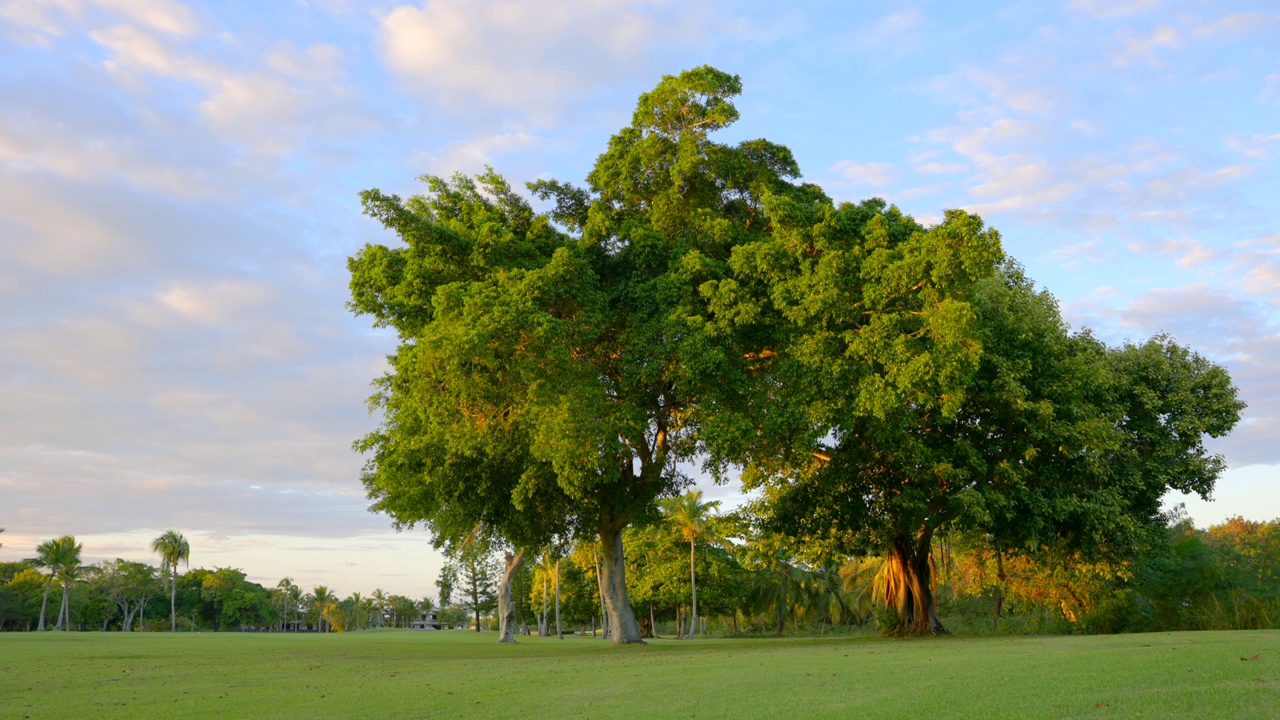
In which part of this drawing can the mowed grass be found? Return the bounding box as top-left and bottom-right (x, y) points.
(2, 629), (1279, 719)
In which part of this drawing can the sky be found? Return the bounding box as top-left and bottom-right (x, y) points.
(1, 0), (1278, 601)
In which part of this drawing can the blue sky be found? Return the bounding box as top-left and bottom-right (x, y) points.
(2, 0), (1277, 599)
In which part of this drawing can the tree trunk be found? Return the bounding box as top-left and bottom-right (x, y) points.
(540, 570), (549, 636)
(597, 517), (644, 644)
(497, 549), (524, 643)
(994, 550), (1007, 631)
(56, 586), (69, 631)
(689, 539), (698, 639)
(38, 577), (52, 631)
(593, 549), (609, 640)
(650, 604), (657, 639)
(170, 563), (178, 632)
(880, 529), (948, 636)
(555, 558), (562, 640)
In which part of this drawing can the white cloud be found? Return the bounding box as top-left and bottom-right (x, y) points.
(1113, 25), (1182, 67)
(1194, 12), (1280, 38)
(1239, 263), (1280, 297)
(1043, 238), (1105, 269)
(418, 131), (542, 177)
(0, 0), (79, 38)
(0, 175), (141, 275)
(378, 0), (669, 115)
(831, 160), (895, 187)
(92, 0), (198, 35)
(87, 23), (366, 155)
(263, 41), (344, 83)
(925, 68), (1056, 116)
(1226, 132), (1280, 159)
(1127, 238), (1219, 269)
(159, 279), (274, 325)
(1, 0), (197, 38)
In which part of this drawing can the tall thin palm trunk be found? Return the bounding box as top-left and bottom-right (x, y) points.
(689, 539), (698, 639)
(56, 584), (70, 631)
(555, 558), (562, 640)
(38, 578), (52, 631)
(541, 573), (549, 635)
(170, 563), (178, 632)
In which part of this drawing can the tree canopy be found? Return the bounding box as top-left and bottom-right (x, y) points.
(349, 65), (1243, 641)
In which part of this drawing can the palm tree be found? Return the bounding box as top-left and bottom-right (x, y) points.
(34, 535), (80, 631)
(371, 588), (388, 628)
(313, 586), (335, 632)
(660, 491), (721, 639)
(288, 584), (303, 631)
(151, 530), (190, 632)
(53, 558), (83, 631)
(277, 577), (295, 631)
(349, 592), (364, 630)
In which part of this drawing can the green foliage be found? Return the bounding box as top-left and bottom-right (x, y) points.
(182, 568), (277, 631)
(351, 66), (823, 642)
(349, 65), (1244, 640)
(442, 538), (499, 629)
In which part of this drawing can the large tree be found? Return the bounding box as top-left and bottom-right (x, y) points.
(98, 559), (161, 631)
(724, 256), (1244, 635)
(350, 67), (804, 643)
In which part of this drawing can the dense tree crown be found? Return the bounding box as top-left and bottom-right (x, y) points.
(348, 65), (1242, 640)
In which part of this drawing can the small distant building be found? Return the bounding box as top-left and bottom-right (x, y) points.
(410, 611), (442, 630)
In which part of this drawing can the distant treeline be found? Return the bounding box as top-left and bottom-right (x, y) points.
(4, 512), (1276, 636)
(0, 560), (427, 633)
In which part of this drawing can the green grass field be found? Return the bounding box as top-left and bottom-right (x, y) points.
(2, 629), (1278, 719)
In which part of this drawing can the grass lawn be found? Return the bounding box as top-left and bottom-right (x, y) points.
(2, 629), (1278, 719)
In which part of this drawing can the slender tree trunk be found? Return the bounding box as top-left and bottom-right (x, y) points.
(540, 570), (549, 636)
(38, 578), (52, 631)
(170, 563), (178, 632)
(555, 557), (562, 640)
(650, 604), (658, 639)
(593, 549), (609, 640)
(689, 539), (698, 639)
(56, 586), (69, 631)
(994, 550), (1007, 631)
(497, 549), (524, 643)
(881, 528), (948, 636)
(597, 514), (644, 644)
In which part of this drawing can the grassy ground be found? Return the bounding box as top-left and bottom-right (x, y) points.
(2, 629), (1278, 719)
